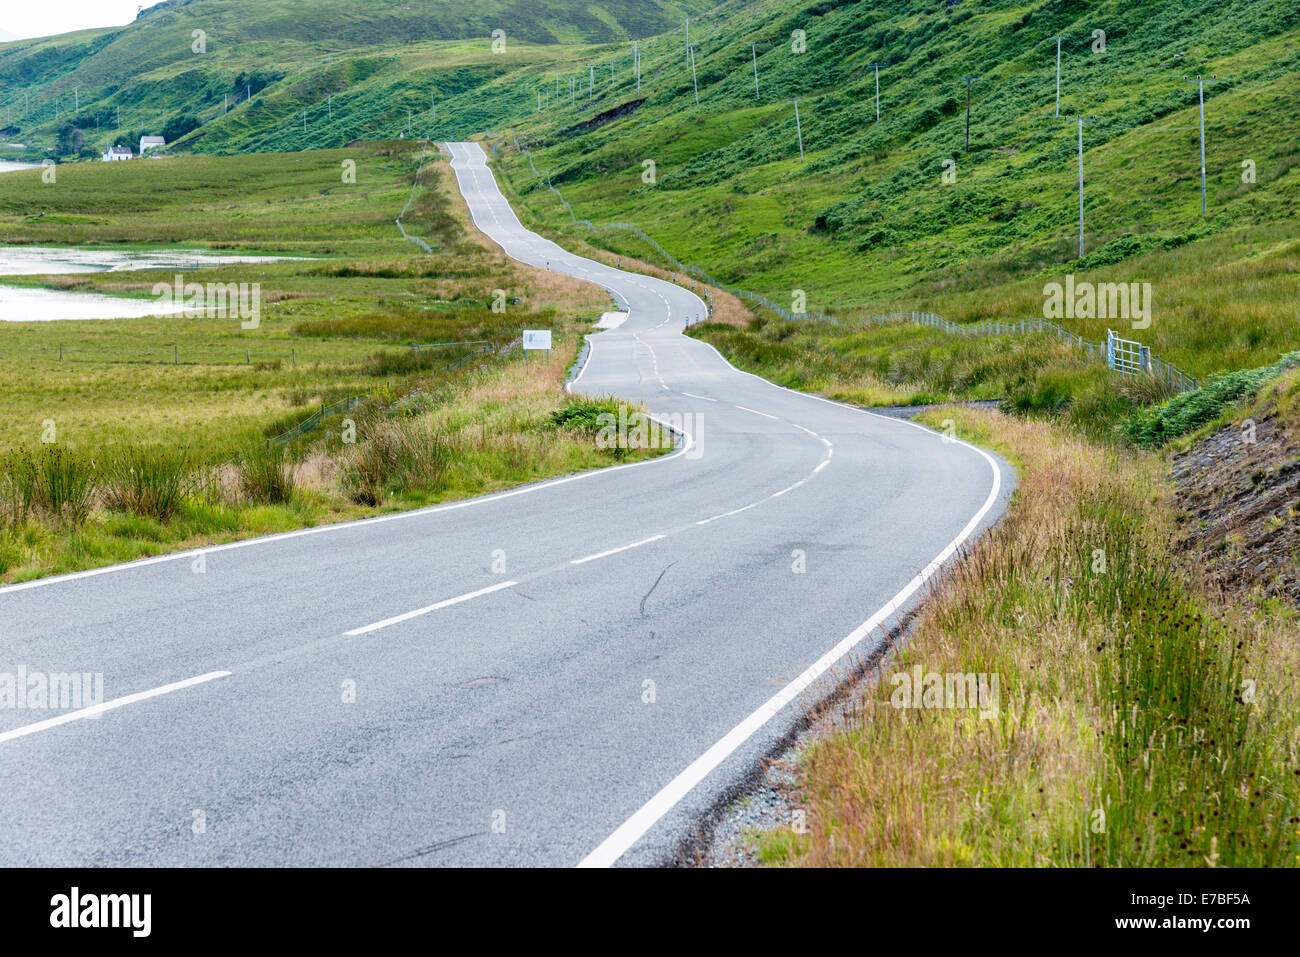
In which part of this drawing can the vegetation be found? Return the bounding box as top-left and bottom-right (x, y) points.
(1123, 351), (1300, 448)
(0, 143), (664, 582)
(755, 406), (1300, 867)
(0, 0), (711, 160)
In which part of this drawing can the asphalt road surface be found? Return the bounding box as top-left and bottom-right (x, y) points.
(0, 142), (1013, 867)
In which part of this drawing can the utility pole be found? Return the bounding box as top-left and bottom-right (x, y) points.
(792, 99), (804, 162)
(689, 46), (700, 108)
(1185, 74), (1217, 215)
(74, 86), (79, 111)
(589, 64), (594, 98)
(960, 76), (981, 151)
(571, 76), (575, 104)
(685, 17), (690, 64)
(751, 44), (759, 97)
(867, 63), (886, 124)
(1065, 116), (1096, 258)
(1048, 36), (1070, 117)
(635, 40), (641, 93)
(328, 94), (332, 119)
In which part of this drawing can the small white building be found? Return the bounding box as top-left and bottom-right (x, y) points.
(102, 145), (133, 162)
(139, 136), (166, 155)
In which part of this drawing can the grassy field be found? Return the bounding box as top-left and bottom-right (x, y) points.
(0, 143), (665, 582)
(750, 400), (1300, 867)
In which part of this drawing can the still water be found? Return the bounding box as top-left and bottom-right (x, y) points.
(0, 245), (305, 322)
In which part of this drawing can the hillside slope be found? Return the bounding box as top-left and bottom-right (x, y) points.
(0, 0), (708, 156)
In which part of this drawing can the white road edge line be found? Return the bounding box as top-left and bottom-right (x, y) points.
(345, 581), (518, 637)
(578, 442), (1003, 868)
(0, 671), (232, 745)
(570, 534), (665, 566)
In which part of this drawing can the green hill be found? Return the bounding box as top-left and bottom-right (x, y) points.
(0, 0), (708, 157)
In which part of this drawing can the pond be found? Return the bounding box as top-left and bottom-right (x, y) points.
(0, 245), (308, 322)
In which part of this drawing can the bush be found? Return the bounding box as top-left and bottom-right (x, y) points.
(549, 395), (623, 433)
(1121, 351), (1300, 447)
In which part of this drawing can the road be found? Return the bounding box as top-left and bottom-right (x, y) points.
(0, 142), (1012, 867)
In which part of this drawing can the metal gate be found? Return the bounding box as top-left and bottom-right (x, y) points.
(1107, 329), (1149, 376)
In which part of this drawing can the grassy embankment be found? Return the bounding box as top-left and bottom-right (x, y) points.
(751, 399), (1300, 867)
(0, 144), (661, 582)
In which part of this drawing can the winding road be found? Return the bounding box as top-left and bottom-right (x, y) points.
(0, 142), (1012, 867)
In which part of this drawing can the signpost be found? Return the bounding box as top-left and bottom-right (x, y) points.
(522, 329), (552, 362)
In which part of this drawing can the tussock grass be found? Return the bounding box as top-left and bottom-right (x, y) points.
(102, 447), (191, 522)
(0, 446), (97, 527)
(235, 443), (297, 505)
(766, 409), (1300, 867)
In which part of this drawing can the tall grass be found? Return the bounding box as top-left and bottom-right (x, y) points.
(0, 447), (97, 526)
(343, 417), (449, 505)
(236, 443), (297, 505)
(102, 447), (191, 522)
(765, 409), (1299, 867)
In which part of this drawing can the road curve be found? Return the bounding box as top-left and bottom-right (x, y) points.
(0, 142), (1012, 868)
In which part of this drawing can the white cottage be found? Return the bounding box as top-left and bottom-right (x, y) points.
(139, 136), (166, 155)
(102, 145), (133, 162)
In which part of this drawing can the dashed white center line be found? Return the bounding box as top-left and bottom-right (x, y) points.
(345, 581), (518, 637)
(0, 671), (232, 745)
(734, 404), (778, 420)
(681, 392), (717, 402)
(570, 534), (666, 566)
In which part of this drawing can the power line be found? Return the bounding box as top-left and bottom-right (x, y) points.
(866, 63), (886, 124)
(960, 76), (981, 151)
(1047, 36), (1071, 117)
(1185, 74), (1219, 215)
(1064, 116), (1097, 258)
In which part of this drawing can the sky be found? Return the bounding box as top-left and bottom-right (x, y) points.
(1, 0), (168, 41)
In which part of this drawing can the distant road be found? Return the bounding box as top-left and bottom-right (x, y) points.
(0, 142), (1011, 868)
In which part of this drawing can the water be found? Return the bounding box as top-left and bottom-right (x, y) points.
(0, 161), (40, 174)
(0, 246), (308, 322)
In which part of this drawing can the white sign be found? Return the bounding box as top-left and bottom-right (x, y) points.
(522, 330), (552, 351)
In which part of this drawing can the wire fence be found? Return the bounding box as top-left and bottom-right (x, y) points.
(511, 133), (1200, 394)
(5, 343), (310, 366)
(267, 392), (370, 448)
(871, 310), (1199, 392)
(264, 338), (513, 448)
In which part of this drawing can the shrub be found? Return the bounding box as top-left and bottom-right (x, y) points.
(1121, 351), (1300, 447)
